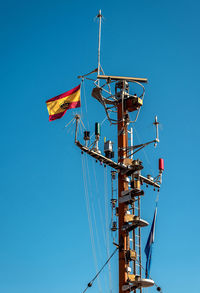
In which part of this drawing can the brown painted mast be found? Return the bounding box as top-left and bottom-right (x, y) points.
(117, 81), (129, 293)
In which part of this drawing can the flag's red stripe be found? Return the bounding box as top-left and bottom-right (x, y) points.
(46, 84), (80, 103)
(67, 100), (81, 110)
(49, 101), (81, 121)
(49, 111), (66, 121)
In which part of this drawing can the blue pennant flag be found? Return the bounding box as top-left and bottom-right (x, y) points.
(144, 207), (157, 278)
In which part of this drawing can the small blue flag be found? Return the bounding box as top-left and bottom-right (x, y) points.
(144, 207), (157, 278)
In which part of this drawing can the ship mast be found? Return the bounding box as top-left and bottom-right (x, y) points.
(115, 79), (149, 293)
(117, 81), (129, 292)
(75, 10), (162, 293)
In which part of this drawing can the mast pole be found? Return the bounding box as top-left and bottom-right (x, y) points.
(97, 10), (102, 86)
(117, 81), (129, 293)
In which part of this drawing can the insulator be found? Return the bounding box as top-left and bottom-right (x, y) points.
(111, 221), (117, 231)
(111, 199), (117, 207)
(111, 171), (116, 179)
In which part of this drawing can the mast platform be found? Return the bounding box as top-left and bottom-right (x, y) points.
(122, 277), (154, 291)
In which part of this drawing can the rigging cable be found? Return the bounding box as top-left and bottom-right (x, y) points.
(81, 247), (118, 293)
(81, 154), (102, 293)
(92, 160), (107, 248)
(135, 191), (162, 292)
(133, 124), (155, 176)
(91, 160), (109, 291)
(104, 166), (113, 293)
(85, 154), (108, 288)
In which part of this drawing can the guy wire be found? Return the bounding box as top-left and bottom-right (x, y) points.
(81, 154), (102, 293)
(104, 166), (113, 293)
(82, 247), (118, 293)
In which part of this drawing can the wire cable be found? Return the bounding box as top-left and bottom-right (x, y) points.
(133, 125), (155, 176)
(104, 166), (113, 293)
(81, 247), (118, 293)
(81, 154), (102, 293)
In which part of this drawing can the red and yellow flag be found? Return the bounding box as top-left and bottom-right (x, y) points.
(46, 84), (81, 121)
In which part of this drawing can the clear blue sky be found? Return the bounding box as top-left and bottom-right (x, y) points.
(1, 0), (200, 292)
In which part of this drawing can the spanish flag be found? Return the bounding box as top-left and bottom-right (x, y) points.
(46, 84), (81, 121)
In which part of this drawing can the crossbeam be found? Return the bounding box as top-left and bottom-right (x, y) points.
(76, 141), (130, 170)
(75, 141), (160, 189)
(97, 75), (148, 83)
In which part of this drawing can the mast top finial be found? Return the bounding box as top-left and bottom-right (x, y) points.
(97, 9), (102, 18)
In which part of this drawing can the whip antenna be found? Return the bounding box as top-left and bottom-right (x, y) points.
(97, 9), (103, 86)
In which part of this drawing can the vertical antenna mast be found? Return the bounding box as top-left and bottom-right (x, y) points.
(97, 9), (102, 86)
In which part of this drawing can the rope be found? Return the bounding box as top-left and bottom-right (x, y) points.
(81, 248), (118, 293)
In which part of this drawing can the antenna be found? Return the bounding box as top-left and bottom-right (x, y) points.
(97, 10), (102, 86)
(153, 116), (160, 147)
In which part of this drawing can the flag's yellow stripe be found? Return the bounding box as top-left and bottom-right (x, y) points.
(46, 90), (80, 115)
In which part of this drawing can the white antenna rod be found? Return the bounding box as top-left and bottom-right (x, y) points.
(97, 10), (102, 86)
(153, 115), (160, 147)
(130, 127), (133, 159)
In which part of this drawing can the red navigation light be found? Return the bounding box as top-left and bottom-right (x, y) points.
(159, 158), (164, 172)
